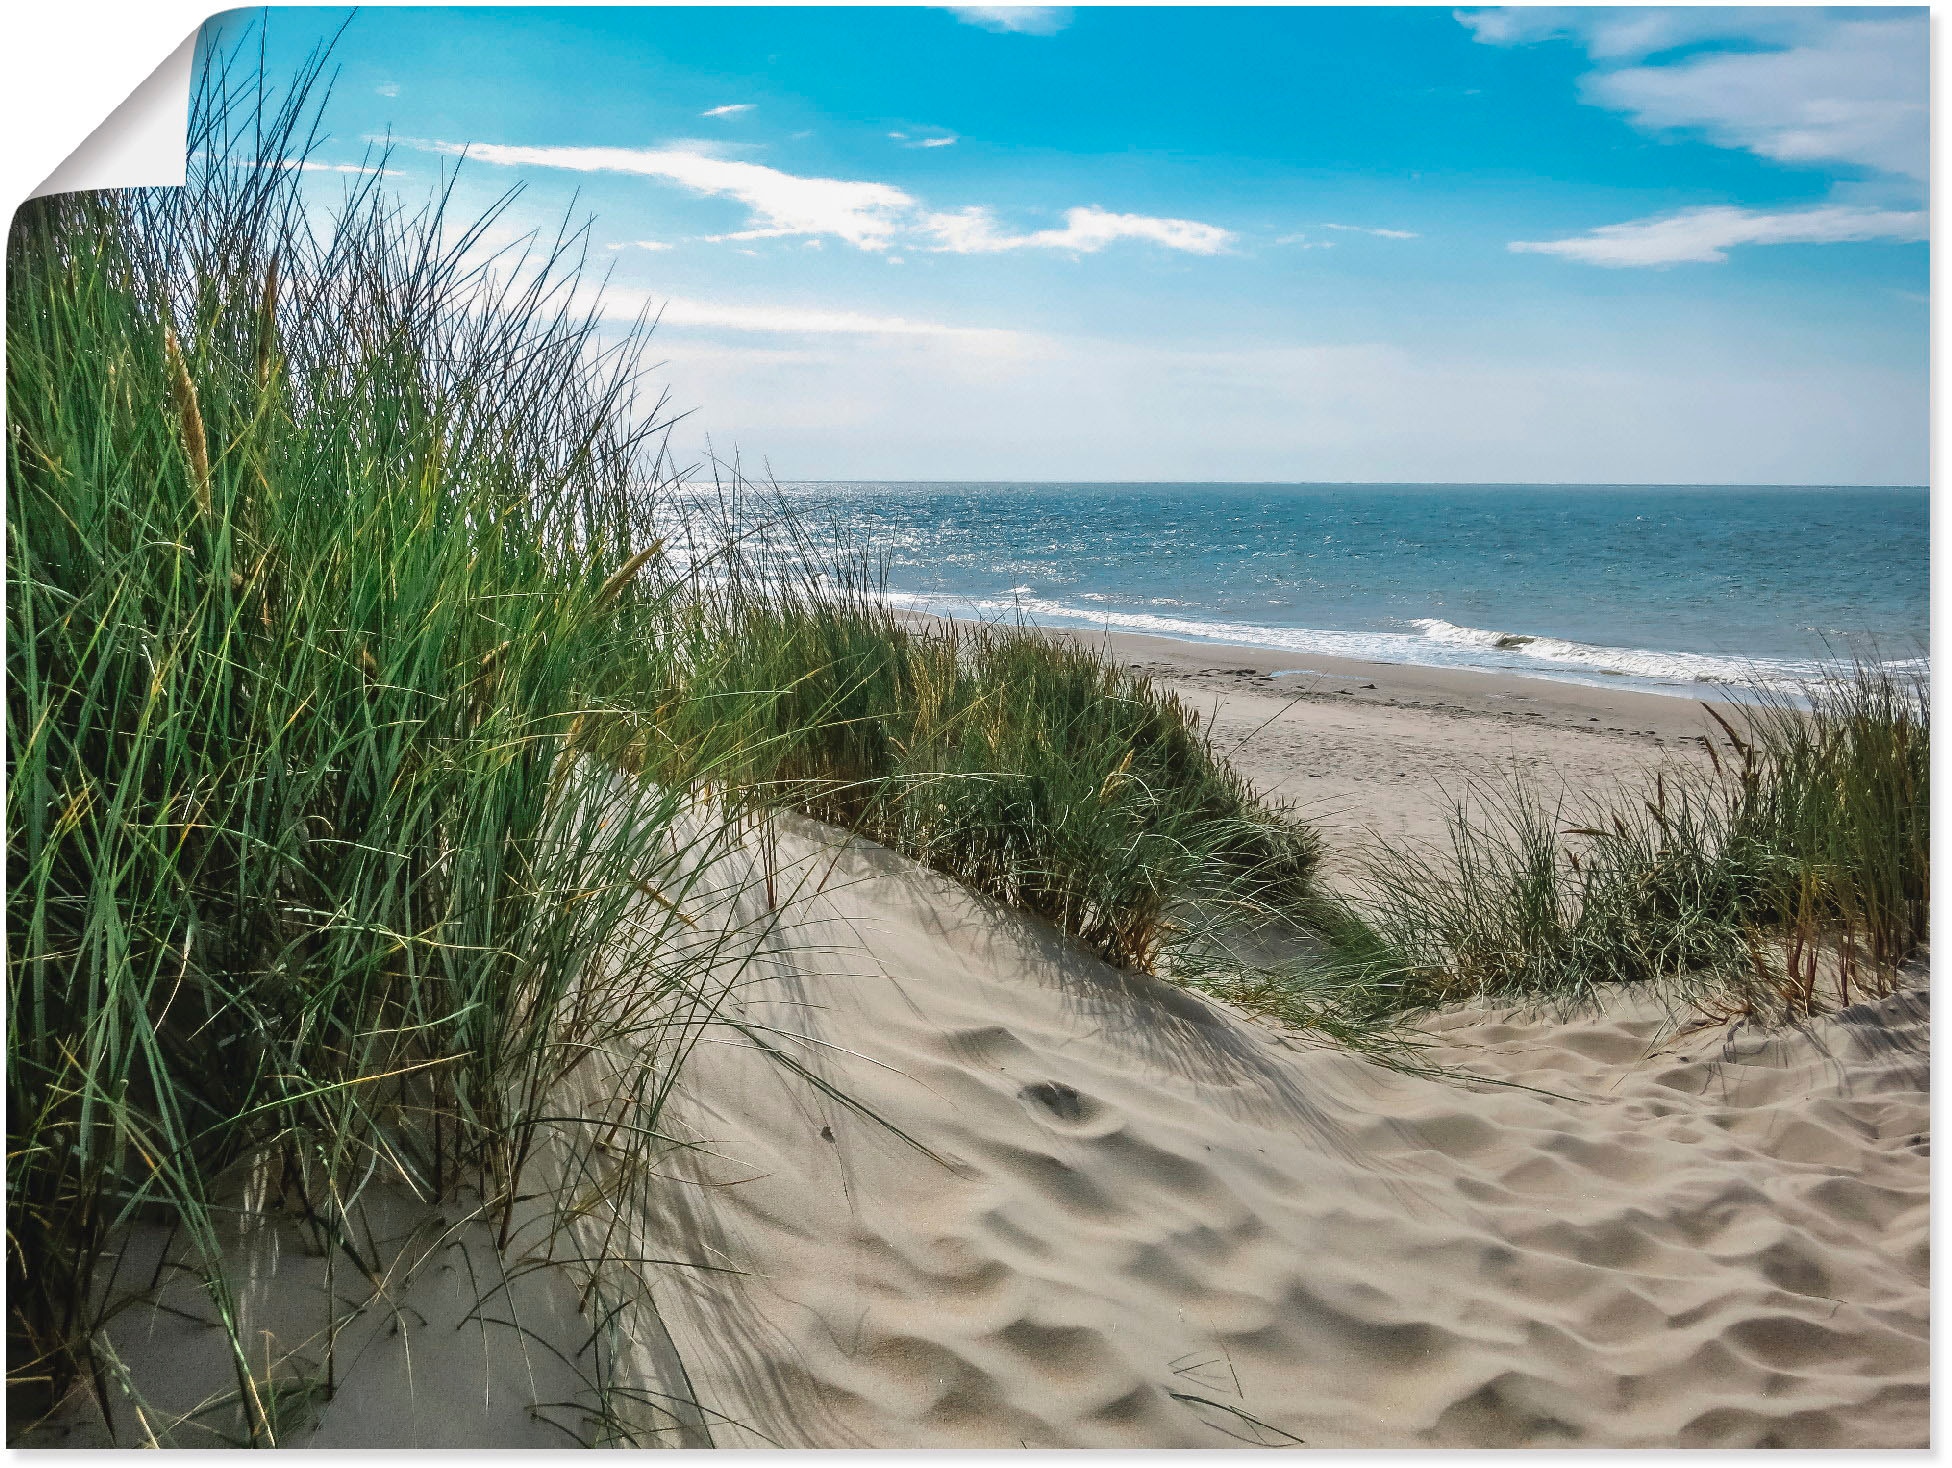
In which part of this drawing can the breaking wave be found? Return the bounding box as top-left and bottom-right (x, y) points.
(1405, 619), (1820, 688)
(880, 592), (1908, 699)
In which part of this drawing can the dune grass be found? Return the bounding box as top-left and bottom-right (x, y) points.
(5, 41), (755, 1440)
(1296, 662), (1929, 1027)
(607, 526), (1324, 975)
(5, 38), (1331, 1441)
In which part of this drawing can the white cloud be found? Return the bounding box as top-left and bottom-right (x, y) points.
(375, 82), (400, 98)
(701, 104), (755, 118)
(945, 6), (1072, 35)
(652, 137), (759, 159)
(605, 239), (675, 252)
(1274, 234), (1334, 250)
(1586, 18), (1926, 182)
(422, 140), (1232, 257)
(434, 141), (918, 250)
(1461, 9), (1926, 182)
(274, 160), (399, 177)
(1321, 223), (1419, 239)
(925, 204), (1234, 255)
(1510, 203), (1926, 267)
(1456, 8), (1813, 62)
(889, 131), (958, 148)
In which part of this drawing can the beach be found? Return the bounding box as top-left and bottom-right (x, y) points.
(27, 626), (1930, 1450)
(598, 795), (1933, 1449)
(1044, 624), (1721, 856)
(582, 624), (1927, 1450)
(12, 42), (1927, 1446)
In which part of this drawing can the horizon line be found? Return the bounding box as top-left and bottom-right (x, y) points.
(739, 478), (1928, 491)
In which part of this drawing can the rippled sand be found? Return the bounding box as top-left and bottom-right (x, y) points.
(41, 784), (1927, 1448)
(631, 823), (1928, 1449)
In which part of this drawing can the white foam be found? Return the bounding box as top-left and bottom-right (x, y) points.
(1408, 619), (1810, 688)
(883, 591), (1904, 700)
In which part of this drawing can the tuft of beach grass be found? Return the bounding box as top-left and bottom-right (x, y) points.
(5, 34), (748, 1442)
(1291, 659), (1928, 1028)
(4, 29), (1338, 1443)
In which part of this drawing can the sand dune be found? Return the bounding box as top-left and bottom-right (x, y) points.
(35, 778), (1927, 1448)
(32, 1182), (601, 1447)
(623, 818), (1929, 1449)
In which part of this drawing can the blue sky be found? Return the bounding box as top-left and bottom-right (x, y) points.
(208, 5), (1927, 484)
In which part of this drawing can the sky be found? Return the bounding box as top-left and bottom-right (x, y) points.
(206, 5), (1928, 484)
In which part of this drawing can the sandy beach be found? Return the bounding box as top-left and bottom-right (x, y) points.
(614, 634), (1927, 1449)
(926, 618), (1724, 861)
(34, 691), (1931, 1451)
(13, 6), (1929, 1450)
(28, 629), (1929, 1450)
(619, 807), (1932, 1449)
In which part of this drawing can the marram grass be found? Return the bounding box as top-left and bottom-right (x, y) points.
(5, 42), (740, 1441)
(5, 39), (1330, 1442)
(604, 517), (1327, 978)
(1292, 661), (1929, 1028)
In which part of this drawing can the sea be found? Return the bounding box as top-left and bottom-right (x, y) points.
(717, 482), (1930, 701)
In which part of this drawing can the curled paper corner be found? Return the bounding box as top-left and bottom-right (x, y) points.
(31, 29), (199, 200)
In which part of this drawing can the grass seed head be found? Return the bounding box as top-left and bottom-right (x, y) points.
(163, 326), (212, 520)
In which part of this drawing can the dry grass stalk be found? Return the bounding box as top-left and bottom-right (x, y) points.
(590, 540), (664, 615)
(255, 253), (280, 389)
(163, 326), (211, 519)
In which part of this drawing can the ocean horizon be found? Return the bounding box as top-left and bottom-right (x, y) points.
(737, 480), (1928, 700)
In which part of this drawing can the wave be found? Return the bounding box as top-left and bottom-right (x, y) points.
(880, 591), (1908, 699)
(1406, 619), (1817, 687)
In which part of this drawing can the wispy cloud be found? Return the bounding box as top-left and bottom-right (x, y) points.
(1510, 204), (1927, 267)
(890, 131), (959, 149)
(432, 141), (918, 249)
(1586, 19), (1926, 183)
(1457, 8), (1812, 62)
(701, 103), (755, 118)
(1468, 9), (1924, 269)
(270, 159), (400, 177)
(1461, 8), (1926, 182)
(925, 204), (1233, 255)
(605, 239), (675, 252)
(1322, 223), (1418, 239)
(375, 82), (400, 98)
(422, 139), (1232, 257)
(1274, 234), (1334, 250)
(945, 6), (1072, 35)
(656, 137), (762, 159)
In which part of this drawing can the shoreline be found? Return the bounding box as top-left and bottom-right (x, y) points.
(1073, 624), (1726, 741)
(904, 610), (1725, 741)
(876, 592), (1891, 706)
(903, 610), (1725, 862)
